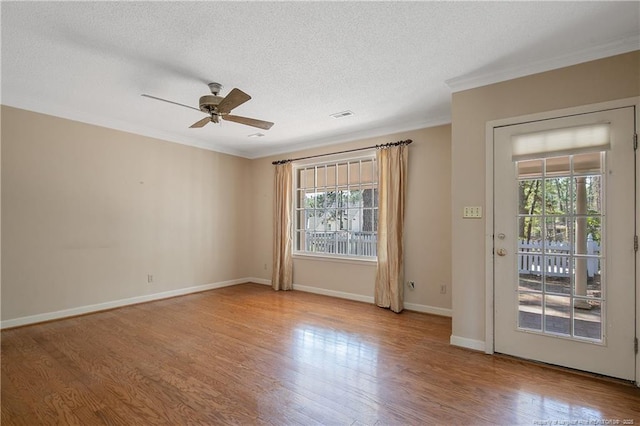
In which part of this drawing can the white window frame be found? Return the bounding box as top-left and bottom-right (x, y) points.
(292, 151), (378, 262)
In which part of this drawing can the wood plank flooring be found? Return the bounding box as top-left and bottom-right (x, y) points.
(2, 283), (639, 425)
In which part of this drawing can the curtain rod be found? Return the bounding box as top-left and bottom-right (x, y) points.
(271, 139), (412, 165)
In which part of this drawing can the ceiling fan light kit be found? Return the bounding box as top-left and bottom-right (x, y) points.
(142, 82), (274, 131)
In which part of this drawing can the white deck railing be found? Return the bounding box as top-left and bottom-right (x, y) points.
(304, 232), (377, 257)
(518, 237), (600, 278)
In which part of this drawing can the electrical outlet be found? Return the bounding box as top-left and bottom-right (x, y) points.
(147, 274), (153, 283)
(463, 206), (483, 218)
(440, 284), (447, 294)
(407, 281), (415, 289)
(264, 263), (267, 270)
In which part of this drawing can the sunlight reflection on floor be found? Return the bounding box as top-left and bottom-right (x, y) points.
(517, 389), (603, 424)
(293, 324), (378, 370)
(291, 325), (380, 410)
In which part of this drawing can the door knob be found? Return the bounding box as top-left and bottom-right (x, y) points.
(496, 248), (507, 256)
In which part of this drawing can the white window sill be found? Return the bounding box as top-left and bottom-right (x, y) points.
(293, 252), (377, 266)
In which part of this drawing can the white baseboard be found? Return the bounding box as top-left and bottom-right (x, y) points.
(404, 303), (452, 317)
(247, 277), (271, 286)
(1, 277), (451, 329)
(450, 335), (486, 352)
(1, 278), (252, 329)
(292, 284), (452, 317)
(293, 284), (375, 304)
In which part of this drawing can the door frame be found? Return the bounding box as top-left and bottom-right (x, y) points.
(484, 97), (639, 385)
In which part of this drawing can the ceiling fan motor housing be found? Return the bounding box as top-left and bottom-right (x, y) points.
(199, 95), (223, 113)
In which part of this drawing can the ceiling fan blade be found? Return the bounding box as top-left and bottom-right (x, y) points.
(223, 115), (274, 130)
(190, 116), (211, 128)
(141, 94), (201, 112)
(217, 88), (251, 114)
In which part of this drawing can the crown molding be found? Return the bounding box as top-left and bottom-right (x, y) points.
(2, 96), (450, 161)
(445, 35), (640, 93)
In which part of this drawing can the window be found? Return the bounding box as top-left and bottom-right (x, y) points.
(294, 155), (378, 259)
(516, 152), (605, 341)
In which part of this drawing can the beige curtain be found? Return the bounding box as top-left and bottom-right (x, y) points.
(375, 144), (408, 313)
(272, 162), (293, 291)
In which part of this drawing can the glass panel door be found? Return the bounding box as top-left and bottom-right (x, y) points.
(493, 106), (635, 380)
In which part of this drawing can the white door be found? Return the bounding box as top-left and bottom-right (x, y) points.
(493, 107), (636, 380)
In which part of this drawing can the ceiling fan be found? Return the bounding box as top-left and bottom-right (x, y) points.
(142, 82), (274, 130)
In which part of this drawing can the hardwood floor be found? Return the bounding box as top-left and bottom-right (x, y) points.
(2, 283), (639, 425)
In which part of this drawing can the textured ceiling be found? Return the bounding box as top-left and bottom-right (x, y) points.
(2, 2), (638, 159)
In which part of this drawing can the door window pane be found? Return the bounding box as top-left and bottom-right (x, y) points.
(573, 152), (602, 174)
(546, 156), (570, 176)
(518, 292), (542, 331)
(545, 217), (570, 244)
(544, 295), (571, 336)
(545, 177), (571, 215)
(574, 299), (601, 340)
(519, 180), (542, 215)
(519, 216), (542, 243)
(517, 159), (543, 177)
(519, 271), (542, 292)
(544, 273), (571, 296)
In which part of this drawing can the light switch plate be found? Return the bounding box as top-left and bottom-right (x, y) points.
(463, 206), (483, 218)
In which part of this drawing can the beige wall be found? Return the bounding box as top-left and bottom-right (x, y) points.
(249, 125), (452, 311)
(451, 51), (640, 345)
(2, 108), (452, 323)
(1, 106), (251, 321)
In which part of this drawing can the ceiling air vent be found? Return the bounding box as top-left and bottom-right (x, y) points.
(330, 110), (355, 119)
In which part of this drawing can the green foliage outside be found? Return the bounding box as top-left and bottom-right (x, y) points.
(519, 175), (602, 244)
